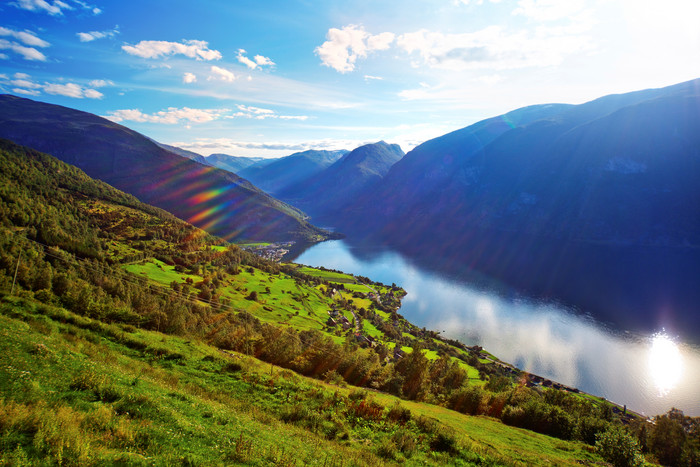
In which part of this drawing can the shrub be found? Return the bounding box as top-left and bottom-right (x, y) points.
(448, 386), (485, 415)
(386, 402), (412, 425)
(430, 428), (458, 454)
(376, 438), (398, 460)
(595, 425), (644, 467)
(391, 429), (416, 457)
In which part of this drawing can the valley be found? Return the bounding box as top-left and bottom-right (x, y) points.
(3, 137), (690, 465)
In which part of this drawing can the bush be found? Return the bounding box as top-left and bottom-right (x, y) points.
(595, 426), (644, 467)
(448, 386), (484, 415)
(386, 402), (411, 425)
(430, 429), (458, 454)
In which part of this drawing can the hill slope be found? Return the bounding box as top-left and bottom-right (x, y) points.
(279, 141), (404, 219)
(0, 94), (330, 243)
(344, 80), (700, 247)
(238, 149), (347, 195)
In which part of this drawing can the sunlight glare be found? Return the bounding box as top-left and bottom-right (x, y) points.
(649, 332), (684, 396)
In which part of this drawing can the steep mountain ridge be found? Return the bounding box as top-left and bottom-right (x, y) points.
(0, 94), (330, 243)
(279, 141), (404, 219)
(340, 79), (700, 247)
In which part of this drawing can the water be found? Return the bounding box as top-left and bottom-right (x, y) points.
(290, 239), (700, 417)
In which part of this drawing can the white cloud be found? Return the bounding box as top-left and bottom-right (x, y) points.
(104, 107), (227, 124)
(11, 0), (72, 15)
(254, 55), (274, 66)
(0, 39), (47, 61)
(88, 79), (113, 87)
(364, 75), (383, 81)
(237, 49), (275, 69)
(11, 78), (42, 88)
(183, 72), (197, 83)
(237, 49), (257, 69)
(70, 0), (100, 14)
(83, 88), (103, 99)
(453, 0), (502, 5)
(228, 104), (308, 121)
(44, 81), (103, 98)
(315, 25), (395, 73)
(122, 39), (222, 61)
(513, 0), (586, 22)
(236, 104), (274, 115)
(209, 65), (235, 82)
(43, 82), (83, 97)
(77, 26), (119, 42)
(4, 73), (105, 99)
(12, 87), (40, 96)
(0, 27), (50, 47)
(396, 25), (592, 71)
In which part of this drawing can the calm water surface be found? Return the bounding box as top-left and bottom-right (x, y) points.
(291, 239), (700, 416)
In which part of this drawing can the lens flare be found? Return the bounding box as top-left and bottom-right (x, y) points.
(649, 332), (683, 396)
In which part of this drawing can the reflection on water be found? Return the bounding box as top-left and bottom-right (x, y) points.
(291, 240), (700, 416)
(649, 333), (684, 397)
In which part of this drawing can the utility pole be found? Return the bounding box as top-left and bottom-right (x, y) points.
(10, 253), (20, 295)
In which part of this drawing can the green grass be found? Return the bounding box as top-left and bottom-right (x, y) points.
(125, 259), (200, 285)
(296, 266), (357, 284)
(0, 295), (607, 466)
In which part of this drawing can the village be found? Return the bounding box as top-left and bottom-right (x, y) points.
(242, 241), (294, 262)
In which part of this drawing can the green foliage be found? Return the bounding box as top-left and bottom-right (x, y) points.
(595, 425), (644, 467)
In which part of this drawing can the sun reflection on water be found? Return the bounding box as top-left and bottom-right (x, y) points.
(649, 332), (684, 396)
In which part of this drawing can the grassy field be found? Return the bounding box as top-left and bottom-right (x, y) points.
(0, 295), (606, 466)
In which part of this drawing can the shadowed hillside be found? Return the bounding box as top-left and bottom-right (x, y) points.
(0, 95), (336, 243)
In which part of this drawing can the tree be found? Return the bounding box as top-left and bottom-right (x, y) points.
(595, 426), (644, 467)
(649, 413), (688, 466)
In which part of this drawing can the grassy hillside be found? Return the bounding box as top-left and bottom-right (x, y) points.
(0, 296), (606, 466)
(1, 139), (696, 465)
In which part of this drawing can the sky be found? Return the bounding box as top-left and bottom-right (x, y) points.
(1, 0), (699, 157)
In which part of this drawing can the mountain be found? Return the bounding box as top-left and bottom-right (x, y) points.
(342, 80), (700, 248)
(238, 149), (348, 194)
(330, 80), (700, 326)
(156, 142), (210, 165)
(279, 141), (404, 219)
(206, 153), (272, 174)
(0, 94), (331, 243)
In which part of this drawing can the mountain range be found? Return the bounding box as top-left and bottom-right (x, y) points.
(0, 94), (330, 243)
(277, 141), (404, 219)
(206, 153), (272, 174)
(337, 79), (700, 249)
(238, 149), (348, 195)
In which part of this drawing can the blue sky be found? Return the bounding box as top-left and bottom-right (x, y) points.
(1, 0), (699, 157)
